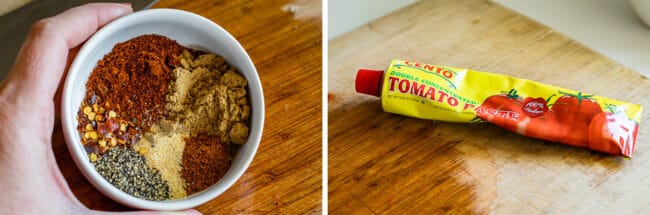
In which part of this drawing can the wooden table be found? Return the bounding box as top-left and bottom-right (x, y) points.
(329, 0), (650, 213)
(50, 0), (322, 213)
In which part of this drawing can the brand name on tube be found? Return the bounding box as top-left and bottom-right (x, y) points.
(403, 61), (455, 80)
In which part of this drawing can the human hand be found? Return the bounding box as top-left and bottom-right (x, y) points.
(0, 3), (199, 214)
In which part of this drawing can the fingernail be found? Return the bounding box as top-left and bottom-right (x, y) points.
(118, 3), (133, 13)
(119, 2), (133, 9)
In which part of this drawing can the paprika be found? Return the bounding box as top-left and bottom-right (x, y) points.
(181, 134), (233, 195)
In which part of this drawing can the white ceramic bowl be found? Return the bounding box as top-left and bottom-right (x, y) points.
(61, 9), (264, 210)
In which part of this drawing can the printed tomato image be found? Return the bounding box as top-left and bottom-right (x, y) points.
(522, 97), (549, 117)
(551, 91), (603, 148)
(588, 105), (639, 157)
(475, 89), (525, 133)
(518, 97), (563, 142)
(477, 89), (639, 157)
(476, 89), (562, 142)
(517, 109), (562, 143)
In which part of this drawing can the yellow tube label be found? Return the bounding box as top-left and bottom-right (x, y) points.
(379, 59), (642, 157)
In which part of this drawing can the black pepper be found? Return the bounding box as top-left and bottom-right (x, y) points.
(93, 147), (170, 201)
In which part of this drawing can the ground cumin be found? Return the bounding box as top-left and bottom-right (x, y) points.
(181, 134), (233, 195)
(167, 50), (250, 144)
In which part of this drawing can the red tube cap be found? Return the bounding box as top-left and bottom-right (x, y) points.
(355, 69), (384, 97)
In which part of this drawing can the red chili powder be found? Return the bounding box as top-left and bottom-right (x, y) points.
(181, 134), (233, 195)
(84, 34), (186, 133)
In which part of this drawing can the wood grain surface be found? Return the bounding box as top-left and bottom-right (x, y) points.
(49, 0), (322, 213)
(329, 0), (650, 214)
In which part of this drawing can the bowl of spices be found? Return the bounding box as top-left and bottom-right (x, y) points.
(61, 9), (264, 210)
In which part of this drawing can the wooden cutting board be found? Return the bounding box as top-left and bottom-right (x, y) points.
(329, 0), (650, 213)
(48, 0), (322, 213)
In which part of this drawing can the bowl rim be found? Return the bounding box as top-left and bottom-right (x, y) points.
(61, 8), (264, 210)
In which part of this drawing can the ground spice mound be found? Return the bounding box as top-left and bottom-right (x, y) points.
(181, 134), (233, 195)
(84, 34), (186, 134)
(167, 51), (251, 144)
(133, 122), (186, 199)
(93, 147), (169, 201)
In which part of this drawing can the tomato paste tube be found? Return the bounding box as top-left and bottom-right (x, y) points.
(355, 59), (643, 157)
